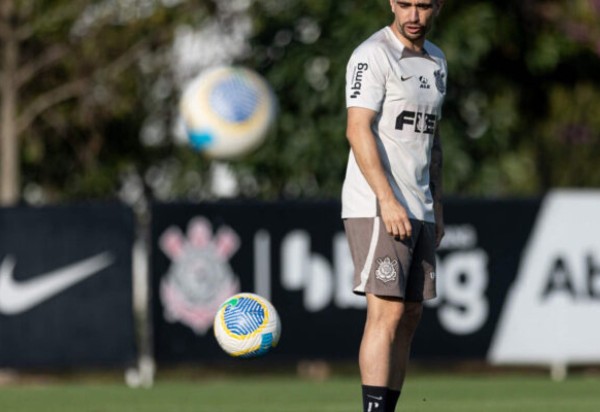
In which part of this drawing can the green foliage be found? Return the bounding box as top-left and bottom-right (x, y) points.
(10, 0), (600, 203)
(11, 0), (212, 203)
(537, 83), (600, 187)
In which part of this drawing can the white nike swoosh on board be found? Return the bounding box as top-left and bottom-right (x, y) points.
(0, 252), (114, 315)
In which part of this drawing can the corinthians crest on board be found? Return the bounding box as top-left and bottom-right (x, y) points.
(159, 217), (240, 335)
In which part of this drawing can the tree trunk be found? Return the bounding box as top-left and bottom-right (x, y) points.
(0, 0), (19, 205)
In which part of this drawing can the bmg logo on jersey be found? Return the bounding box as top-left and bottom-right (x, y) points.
(350, 62), (368, 99)
(395, 110), (437, 134)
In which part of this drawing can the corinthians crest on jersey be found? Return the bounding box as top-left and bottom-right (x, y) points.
(434, 69), (446, 94)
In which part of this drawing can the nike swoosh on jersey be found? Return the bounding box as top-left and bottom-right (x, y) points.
(401, 75), (413, 81)
(0, 252), (114, 315)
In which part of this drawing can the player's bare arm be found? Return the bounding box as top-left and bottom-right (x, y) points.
(346, 107), (412, 240)
(429, 127), (444, 247)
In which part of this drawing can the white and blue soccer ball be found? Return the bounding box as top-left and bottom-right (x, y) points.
(213, 293), (281, 358)
(180, 66), (277, 159)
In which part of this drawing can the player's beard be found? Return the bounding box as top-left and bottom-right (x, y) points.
(398, 21), (433, 42)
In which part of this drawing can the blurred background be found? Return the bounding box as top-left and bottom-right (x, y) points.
(2, 0), (599, 206)
(1, 0), (600, 402)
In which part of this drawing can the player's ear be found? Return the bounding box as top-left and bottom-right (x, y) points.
(389, 0), (395, 12)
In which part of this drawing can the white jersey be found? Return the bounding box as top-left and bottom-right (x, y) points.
(342, 26), (447, 222)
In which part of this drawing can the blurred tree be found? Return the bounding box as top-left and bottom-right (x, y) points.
(524, 0), (600, 189)
(0, 0), (212, 205)
(428, 0), (600, 195)
(1, 0), (599, 205)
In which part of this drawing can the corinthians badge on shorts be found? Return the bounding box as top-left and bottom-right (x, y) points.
(375, 256), (399, 283)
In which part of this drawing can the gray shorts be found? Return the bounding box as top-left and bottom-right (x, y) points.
(344, 217), (437, 302)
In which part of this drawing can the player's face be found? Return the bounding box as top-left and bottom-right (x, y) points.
(389, 0), (442, 46)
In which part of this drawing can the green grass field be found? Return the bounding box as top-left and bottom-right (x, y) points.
(1, 374), (599, 412)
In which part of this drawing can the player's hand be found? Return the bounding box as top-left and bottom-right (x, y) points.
(379, 198), (412, 241)
(434, 202), (445, 248)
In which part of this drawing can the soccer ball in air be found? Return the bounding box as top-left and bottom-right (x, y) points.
(213, 293), (281, 358)
(180, 66), (277, 159)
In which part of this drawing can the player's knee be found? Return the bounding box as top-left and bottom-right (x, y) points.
(366, 301), (404, 331)
(369, 308), (403, 328)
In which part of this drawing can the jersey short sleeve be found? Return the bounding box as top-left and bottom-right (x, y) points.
(345, 44), (387, 112)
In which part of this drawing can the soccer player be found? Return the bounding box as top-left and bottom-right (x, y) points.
(341, 1), (446, 411)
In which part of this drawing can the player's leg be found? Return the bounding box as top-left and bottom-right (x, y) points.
(344, 218), (412, 412)
(360, 300), (422, 412)
(388, 301), (423, 391)
(360, 294), (405, 385)
(359, 293), (405, 412)
(344, 217), (416, 412)
(386, 220), (437, 411)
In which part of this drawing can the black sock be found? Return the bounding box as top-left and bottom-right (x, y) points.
(362, 385), (387, 412)
(385, 389), (401, 412)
